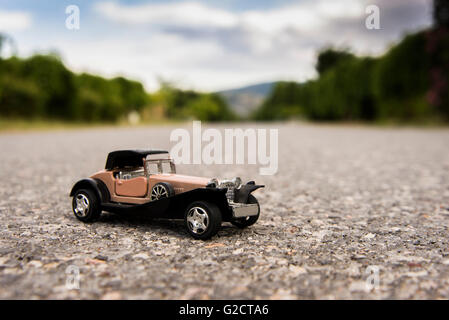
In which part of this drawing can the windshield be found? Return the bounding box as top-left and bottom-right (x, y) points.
(161, 161), (172, 173)
(145, 159), (176, 174)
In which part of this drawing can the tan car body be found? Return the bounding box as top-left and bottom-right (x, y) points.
(91, 170), (210, 205)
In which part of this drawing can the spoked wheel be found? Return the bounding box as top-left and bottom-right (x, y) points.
(72, 189), (101, 222)
(150, 182), (174, 201)
(184, 201), (222, 240)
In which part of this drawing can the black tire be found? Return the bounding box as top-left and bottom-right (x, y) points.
(72, 188), (101, 222)
(150, 182), (175, 201)
(184, 201), (222, 240)
(231, 194), (260, 228)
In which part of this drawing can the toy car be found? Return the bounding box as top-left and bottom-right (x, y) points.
(70, 150), (264, 239)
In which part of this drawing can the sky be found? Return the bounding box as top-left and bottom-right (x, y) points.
(0, 0), (433, 92)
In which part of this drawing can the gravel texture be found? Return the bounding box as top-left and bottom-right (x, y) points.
(1, 123), (449, 299)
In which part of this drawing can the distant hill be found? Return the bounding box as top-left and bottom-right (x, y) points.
(217, 82), (276, 117)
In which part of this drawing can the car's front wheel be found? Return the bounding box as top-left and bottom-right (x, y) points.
(72, 189), (101, 222)
(231, 194), (260, 228)
(184, 201), (222, 240)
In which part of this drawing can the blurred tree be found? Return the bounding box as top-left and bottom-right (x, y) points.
(427, 0), (449, 120)
(253, 82), (303, 120)
(255, 56), (378, 122)
(158, 83), (235, 121)
(20, 55), (77, 119)
(112, 76), (148, 112)
(434, 0), (449, 28)
(75, 73), (121, 121)
(186, 95), (221, 121)
(163, 86), (200, 119)
(254, 30), (447, 123)
(0, 53), (234, 123)
(0, 76), (43, 118)
(316, 48), (355, 75)
(375, 32), (431, 120)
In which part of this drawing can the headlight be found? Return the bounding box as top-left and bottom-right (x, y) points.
(206, 178), (218, 188)
(217, 177), (242, 202)
(232, 177), (242, 188)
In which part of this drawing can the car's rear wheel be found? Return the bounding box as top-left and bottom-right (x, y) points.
(184, 201), (222, 240)
(231, 194), (260, 228)
(72, 188), (101, 222)
(150, 182), (174, 201)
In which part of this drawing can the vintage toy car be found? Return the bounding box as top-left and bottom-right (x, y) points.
(70, 150), (264, 239)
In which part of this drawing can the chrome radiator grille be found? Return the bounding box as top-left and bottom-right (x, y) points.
(219, 181), (236, 201)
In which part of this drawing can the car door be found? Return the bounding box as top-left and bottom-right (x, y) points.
(115, 175), (148, 197)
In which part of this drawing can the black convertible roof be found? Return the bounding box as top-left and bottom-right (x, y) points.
(105, 150), (169, 170)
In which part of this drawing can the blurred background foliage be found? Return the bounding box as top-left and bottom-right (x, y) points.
(0, 53), (150, 122)
(253, 0), (449, 123)
(157, 83), (236, 122)
(0, 49), (236, 123)
(0, 0), (448, 125)
(253, 28), (449, 123)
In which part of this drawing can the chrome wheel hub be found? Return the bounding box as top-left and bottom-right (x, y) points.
(151, 184), (169, 201)
(186, 207), (209, 235)
(74, 194), (90, 217)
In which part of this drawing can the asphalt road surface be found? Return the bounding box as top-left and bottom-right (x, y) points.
(1, 123), (449, 299)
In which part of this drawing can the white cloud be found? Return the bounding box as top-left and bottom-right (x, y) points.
(42, 33), (226, 91)
(18, 0), (431, 91)
(94, 0), (431, 54)
(241, 0), (364, 33)
(95, 1), (238, 29)
(0, 10), (32, 31)
(95, 0), (365, 33)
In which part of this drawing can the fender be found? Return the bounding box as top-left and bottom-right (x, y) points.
(234, 182), (264, 203)
(69, 178), (105, 203)
(166, 187), (231, 220)
(101, 187), (232, 221)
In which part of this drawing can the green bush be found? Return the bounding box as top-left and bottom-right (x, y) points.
(20, 55), (77, 119)
(316, 48), (355, 75)
(253, 30), (448, 123)
(0, 76), (43, 118)
(186, 94), (235, 121)
(0, 53), (160, 122)
(158, 84), (236, 121)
